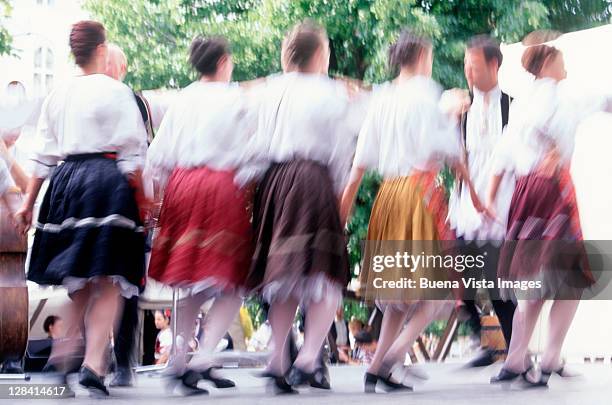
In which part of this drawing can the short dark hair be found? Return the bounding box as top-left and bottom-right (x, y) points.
(189, 36), (231, 76)
(69, 20), (106, 67)
(354, 330), (373, 344)
(43, 315), (60, 334)
(467, 35), (503, 68)
(283, 20), (328, 71)
(388, 30), (432, 75)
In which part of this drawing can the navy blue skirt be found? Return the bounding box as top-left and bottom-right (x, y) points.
(27, 154), (145, 296)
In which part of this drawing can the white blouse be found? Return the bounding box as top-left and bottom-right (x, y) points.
(31, 74), (147, 178)
(353, 76), (461, 178)
(492, 78), (609, 177)
(236, 72), (366, 194)
(145, 81), (255, 190)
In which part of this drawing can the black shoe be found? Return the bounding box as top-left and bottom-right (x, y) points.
(308, 367), (331, 390)
(109, 367), (134, 387)
(524, 370), (551, 388)
(377, 372), (414, 392)
(200, 367), (235, 389)
(465, 348), (497, 368)
(78, 366), (109, 396)
(364, 372), (378, 393)
(1, 360), (24, 374)
(286, 366), (311, 387)
(176, 369), (209, 396)
(42, 363), (68, 385)
(262, 373), (297, 395)
(490, 366), (532, 384)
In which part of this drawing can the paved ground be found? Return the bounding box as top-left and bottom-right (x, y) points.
(1, 362), (611, 404)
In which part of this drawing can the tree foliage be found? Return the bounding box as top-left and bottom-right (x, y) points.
(0, 0), (12, 55)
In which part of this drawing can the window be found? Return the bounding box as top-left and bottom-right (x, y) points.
(37, 0), (55, 6)
(33, 46), (54, 95)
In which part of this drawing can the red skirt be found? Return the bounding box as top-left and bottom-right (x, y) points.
(497, 169), (593, 297)
(148, 167), (253, 292)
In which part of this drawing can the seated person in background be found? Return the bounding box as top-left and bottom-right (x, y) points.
(43, 315), (63, 340)
(351, 330), (377, 365)
(330, 307), (350, 364)
(348, 317), (364, 353)
(154, 310), (173, 365)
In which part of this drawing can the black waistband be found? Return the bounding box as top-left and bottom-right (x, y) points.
(64, 152), (117, 162)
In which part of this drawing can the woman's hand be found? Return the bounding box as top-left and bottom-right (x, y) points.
(14, 203), (33, 235)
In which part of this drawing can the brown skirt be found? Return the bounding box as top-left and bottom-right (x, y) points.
(245, 160), (349, 302)
(497, 170), (593, 299)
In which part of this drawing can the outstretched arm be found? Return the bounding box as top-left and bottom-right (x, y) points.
(340, 166), (366, 226)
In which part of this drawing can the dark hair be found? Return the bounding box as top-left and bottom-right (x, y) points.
(467, 35), (503, 68)
(388, 30), (432, 74)
(155, 309), (171, 322)
(43, 315), (60, 334)
(69, 20), (106, 67)
(189, 36), (230, 76)
(283, 20), (327, 71)
(521, 30), (562, 77)
(354, 330), (373, 344)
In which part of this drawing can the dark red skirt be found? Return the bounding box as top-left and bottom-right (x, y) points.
(497, 170), (593, 294)
(148, 167), (253, 291)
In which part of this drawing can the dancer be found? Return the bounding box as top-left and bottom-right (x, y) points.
(341, 30), (486, 393)
(448, 35), (516, 367)
(488, 31), (611, 387)
(240, 21), (359, 393)
(14, 20), (148, 396)
(145, 35), (254, 395)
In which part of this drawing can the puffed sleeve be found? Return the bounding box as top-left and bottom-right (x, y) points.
(30, 94), (60, 179)
(112, 87), (148, 176)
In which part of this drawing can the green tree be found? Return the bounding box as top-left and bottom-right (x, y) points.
(0, 0), (12, 55)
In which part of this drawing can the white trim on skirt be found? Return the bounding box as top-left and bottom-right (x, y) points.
(35, 214), (145, 233)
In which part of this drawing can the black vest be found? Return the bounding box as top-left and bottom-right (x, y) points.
(461, 91), (512, 145)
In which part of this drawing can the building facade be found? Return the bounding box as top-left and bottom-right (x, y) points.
(0, 0), (88, 97)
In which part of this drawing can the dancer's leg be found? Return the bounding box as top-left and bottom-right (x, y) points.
(82, 279), (122, 376)
(380, 301), (439, 374)
(540, 299), (580, 371)
(267, 297), (299, 375)
(188, 295), (242, 370)
(367, 305), (409, 375)
(293, 293), (340, 372)
(503, 299), (544, 372)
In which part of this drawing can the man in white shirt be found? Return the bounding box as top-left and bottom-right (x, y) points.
(449, 35), (516, 367)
